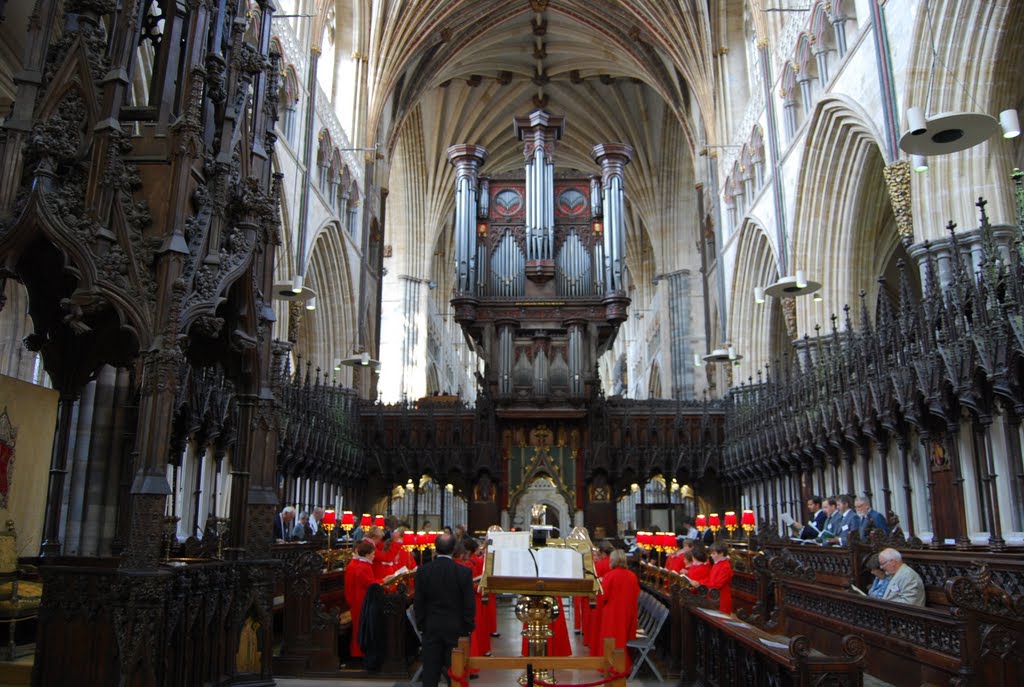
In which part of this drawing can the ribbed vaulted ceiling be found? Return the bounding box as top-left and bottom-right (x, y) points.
(366, 0), (715, 289)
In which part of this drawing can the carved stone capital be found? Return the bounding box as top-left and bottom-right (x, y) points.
(883, 160), (913, 245)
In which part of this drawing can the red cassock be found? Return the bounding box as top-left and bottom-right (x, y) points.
(705, 558), (734, 614)
(596, 567), (640, 672)
(343, 558), (377, 658)
(585, 557), (612, 657)
(521, 597), (571, 657)
(686, 561), (711, 585)
(372, 541), (393, 580)
(469, 555), (491, 656)
(665, 551), (687, 574)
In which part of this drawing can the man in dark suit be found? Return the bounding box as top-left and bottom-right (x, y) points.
(414, 532), (475, 687)
(795, 496), (827, 539)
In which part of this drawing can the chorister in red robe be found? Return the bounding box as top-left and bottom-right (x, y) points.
(685, 559), (711, 585)
(665, 549), (687, 574)
(521, 596), (572, 657)
(597, 565), (640, 672)
(343, 555), (377, 658)
(585, 555), (612, 657)
(705, 557), (734, 614)
(470, 553), (491, 656)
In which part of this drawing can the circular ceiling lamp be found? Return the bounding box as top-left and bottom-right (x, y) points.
(762, 271), (821, 299)
(898, 109), (1003, 156)
(337, 351), (381, 370)
(700, 346), (742, 366)
(272, 278), (317, 309)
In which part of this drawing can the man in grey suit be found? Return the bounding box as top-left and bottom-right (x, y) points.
(821, 495), (858, 546)
(878, 548), (926, 606)
(414, 533), (475, 687)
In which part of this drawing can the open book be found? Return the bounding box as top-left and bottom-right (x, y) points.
(492, 547), (584, 579)
(849, 584), (867, 596)
(383, 566), (410, 584)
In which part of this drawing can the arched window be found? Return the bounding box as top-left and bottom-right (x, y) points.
(794, 34), (817, 116)
(329, 150), (342, 211)
(280, 66), (300, 145)
(780, 63), (800, 140)
(750, 126), (765, 190)
(810, 3), (834, 84)
(316, 131), (332, 194)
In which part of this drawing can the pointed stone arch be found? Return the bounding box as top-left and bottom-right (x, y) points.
(729, 217), (786, 376)
(790, 96), (893, 336)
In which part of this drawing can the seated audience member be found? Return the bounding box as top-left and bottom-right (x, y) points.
(274, 506), (296, 542)
(794, 496), (827, 539)
(864, 554), (889, 599)
(291, 511), (313, 541)
(854, 496), (890, 538)
(705, 542), (735, 614)
(344, 539), (378, 660)
(595, 549), (640, 672)
(878, 548), (925, 606)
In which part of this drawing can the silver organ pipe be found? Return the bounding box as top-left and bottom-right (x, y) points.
(489, 232), (524, 297)
(478, 177), (490, 218)
(556, 231), (593, 297)
(499, 325), (513, 396)
(592, 143), (634, 294)
(446, 145), (488, 294)
(568, 324), (583, 397)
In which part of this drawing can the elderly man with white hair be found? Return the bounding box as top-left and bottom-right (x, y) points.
(878, 548), (926, 606)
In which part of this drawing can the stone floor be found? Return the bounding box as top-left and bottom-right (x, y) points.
(277, 596), (666, 686)
(275, 596), (896, 687)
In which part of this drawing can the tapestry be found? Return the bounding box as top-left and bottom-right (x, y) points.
(0, 374), (59, 556)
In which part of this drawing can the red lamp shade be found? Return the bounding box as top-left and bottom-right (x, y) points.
(360, 513), (372, 528)
(741, 510), (756, 527)
(341, 510), (354, 527)
(709, 514), (721, 527)
(416, 532), (428, 546)
(322, 509), (337, 526)
(374, 515), (386, 528)
(658, 533), (674, 549)
(724, 512), (737, 527)
(695, 515), (707, 528)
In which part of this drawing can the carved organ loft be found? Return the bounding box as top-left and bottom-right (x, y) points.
(448, 111), (633, 412)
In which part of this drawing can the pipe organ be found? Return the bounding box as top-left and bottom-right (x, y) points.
(448, 111), (633, 412)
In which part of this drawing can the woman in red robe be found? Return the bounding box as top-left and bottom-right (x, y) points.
(705, 542), (734, 614)
(596, 549), (639, 672)
(344, 539), (378, 659)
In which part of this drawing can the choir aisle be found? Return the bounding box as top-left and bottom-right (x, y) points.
(276, 595), (667, 686)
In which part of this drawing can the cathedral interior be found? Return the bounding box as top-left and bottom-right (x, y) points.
(0, 0), (1022, 685)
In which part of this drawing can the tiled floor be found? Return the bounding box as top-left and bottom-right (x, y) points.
(276, 596), (667, 686)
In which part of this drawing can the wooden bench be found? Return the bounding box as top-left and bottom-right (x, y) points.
(682, 604), (865, 687)
(755, 545), (1024, 687)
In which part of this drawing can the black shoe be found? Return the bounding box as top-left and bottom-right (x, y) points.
(490, 632), (500, 637)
